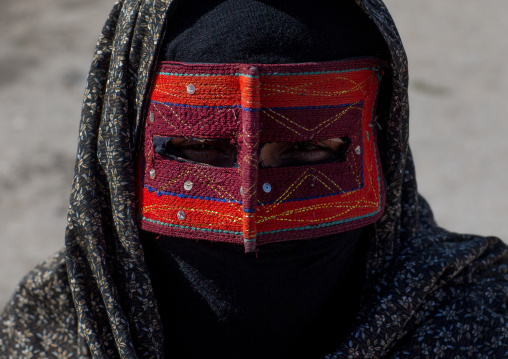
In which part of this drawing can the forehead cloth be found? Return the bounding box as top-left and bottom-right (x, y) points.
(137, 58), (385, 252)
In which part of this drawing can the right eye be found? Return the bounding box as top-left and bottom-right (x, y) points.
(154, 136), (238, 167)
(258, 138), (349, 168)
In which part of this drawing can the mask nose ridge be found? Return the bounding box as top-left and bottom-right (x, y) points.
(239, 65), (260, 253)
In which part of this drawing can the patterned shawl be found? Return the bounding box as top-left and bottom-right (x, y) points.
(1, 0), (507, 358)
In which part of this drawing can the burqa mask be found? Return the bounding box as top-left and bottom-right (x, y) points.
(137, 59), (385, 252)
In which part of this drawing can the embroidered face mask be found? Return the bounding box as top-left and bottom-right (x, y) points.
(137, 58), (385, 252)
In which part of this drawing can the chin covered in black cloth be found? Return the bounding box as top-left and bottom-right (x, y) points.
(1, 1), (507, 358)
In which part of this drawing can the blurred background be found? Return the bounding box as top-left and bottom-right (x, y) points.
(1, 0), (507, 309)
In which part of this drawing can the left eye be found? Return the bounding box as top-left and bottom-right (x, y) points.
(154, 136), (238, 167)
(285, 142), (332, 162)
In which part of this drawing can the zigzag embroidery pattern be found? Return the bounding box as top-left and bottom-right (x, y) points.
(137, 59), (385, 251)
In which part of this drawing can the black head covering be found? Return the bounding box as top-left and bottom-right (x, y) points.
(163, 0), (386, 63)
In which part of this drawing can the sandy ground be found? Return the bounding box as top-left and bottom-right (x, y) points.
(1, 0), (507, 310)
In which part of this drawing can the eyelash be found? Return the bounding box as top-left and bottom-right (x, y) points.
(182, 142), (218, 151)
(291, 142), (323, 151)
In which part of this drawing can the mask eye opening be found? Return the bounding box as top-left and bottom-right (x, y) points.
(153, 136), (239, 168)
(258, 137), (351, 169)
(153, 136), (351, 169)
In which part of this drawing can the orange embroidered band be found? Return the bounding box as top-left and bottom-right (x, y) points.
(137, 58), (385, 252)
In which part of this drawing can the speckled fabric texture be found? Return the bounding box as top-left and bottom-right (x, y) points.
(1, 0), (507, 358)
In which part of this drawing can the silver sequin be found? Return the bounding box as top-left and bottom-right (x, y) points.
(184, 180), (193, 191)
(186, 84), (196, 94)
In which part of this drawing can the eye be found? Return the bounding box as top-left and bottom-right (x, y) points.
(153, 136), (349, 168)
(259, 138), (349, 168)
(153, 136), (237, 167)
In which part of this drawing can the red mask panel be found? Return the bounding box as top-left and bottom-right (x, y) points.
(137, 58), (385, 252)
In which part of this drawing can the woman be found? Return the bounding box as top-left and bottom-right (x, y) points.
(1, 0), (507, 358)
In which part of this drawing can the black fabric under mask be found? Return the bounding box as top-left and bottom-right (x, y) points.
(142, 228), (369, 359)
